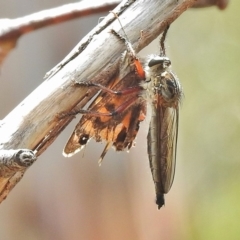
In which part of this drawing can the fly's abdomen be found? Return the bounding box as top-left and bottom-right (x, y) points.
(147, 103), (165, 209)
(147, 100), (178, 209)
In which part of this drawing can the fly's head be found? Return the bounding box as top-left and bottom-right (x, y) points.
(148, 56), (171, 72)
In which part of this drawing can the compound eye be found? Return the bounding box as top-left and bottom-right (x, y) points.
(148, 56), (171, 68)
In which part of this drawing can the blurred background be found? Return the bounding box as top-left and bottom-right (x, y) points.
(0, 1), (239, 239)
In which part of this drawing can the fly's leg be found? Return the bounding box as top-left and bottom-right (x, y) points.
(77, 81), (141, 96)
(62, 95), (138, 118)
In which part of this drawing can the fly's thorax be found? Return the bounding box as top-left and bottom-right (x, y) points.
(157, 70), (181, 105)
(145, 55), (182, 107)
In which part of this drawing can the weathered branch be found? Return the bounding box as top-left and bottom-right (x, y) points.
(0, 0), (120, 65)
(192, 0), (228, 9)
(0, 0), (225, 203)
(0, 0), (229, 42)
(0, 0), (228, 65)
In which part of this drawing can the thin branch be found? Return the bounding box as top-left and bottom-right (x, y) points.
(192, 0), (229, 9)
(0, 0), (120, 65)
(0, 0), (228, 65)
(0, 0), (120, 41)
(0, 0), (229, 42)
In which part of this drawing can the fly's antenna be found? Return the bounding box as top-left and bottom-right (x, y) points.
(159, 25), (170, 56)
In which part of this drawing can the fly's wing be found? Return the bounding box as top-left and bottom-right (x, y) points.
(147, 98), (179, 209)
(63, 52), (146, 158)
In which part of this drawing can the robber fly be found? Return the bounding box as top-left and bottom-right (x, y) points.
(63, 13), (182, 209)
(144, 28), (182, 208)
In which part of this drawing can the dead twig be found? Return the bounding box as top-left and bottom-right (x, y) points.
(0, 0), (120, 65)
(192, 0), (229, 9)
(0, 0), (228, 65)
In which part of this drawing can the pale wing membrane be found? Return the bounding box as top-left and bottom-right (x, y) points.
(147, 101), (179, 208)
(164, 107), (178, 190)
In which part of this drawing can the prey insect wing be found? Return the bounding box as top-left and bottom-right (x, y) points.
(63, 29), (146, 159)
(63, 69), (146, 157)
